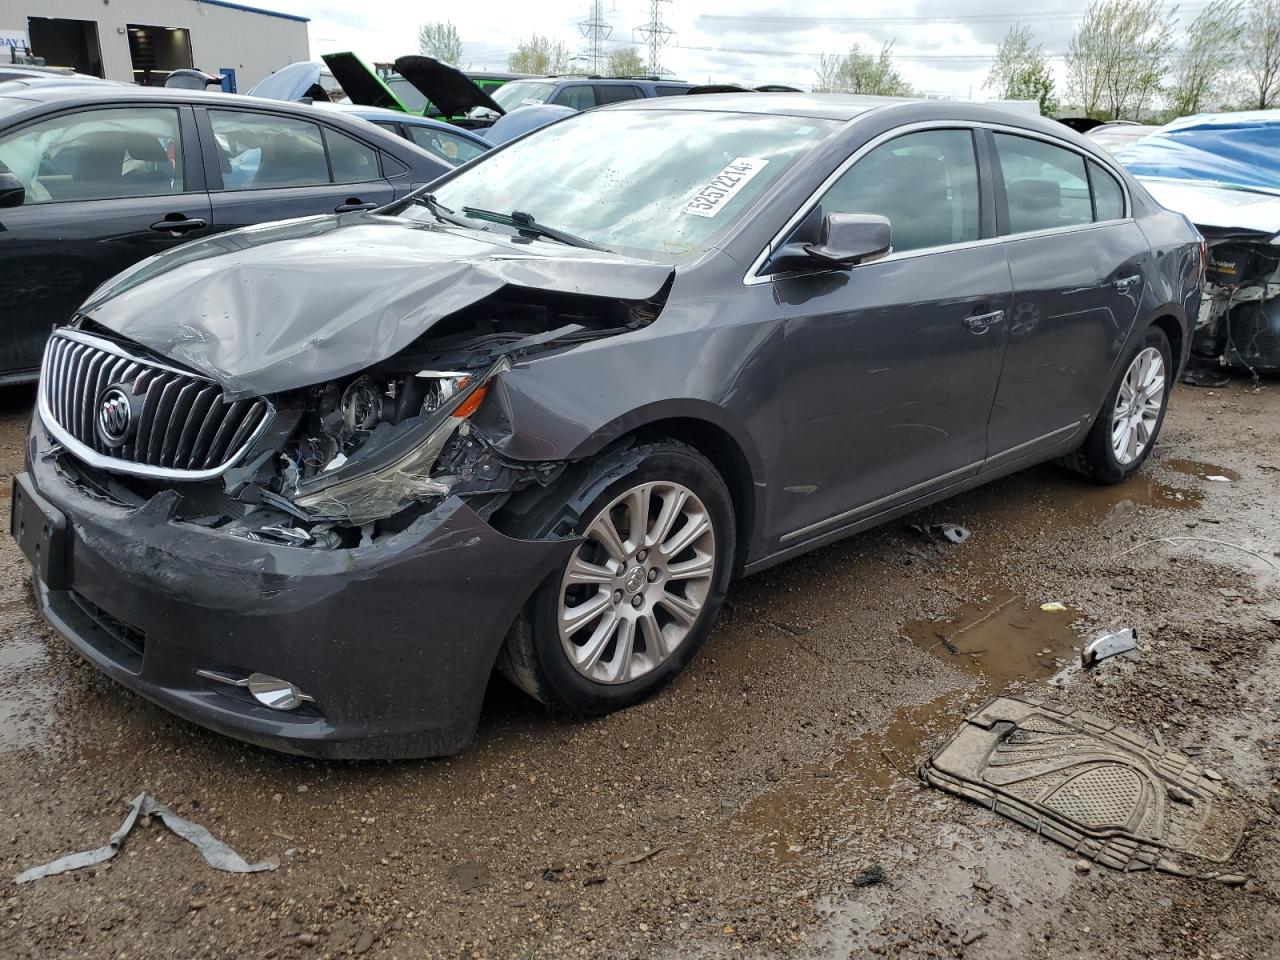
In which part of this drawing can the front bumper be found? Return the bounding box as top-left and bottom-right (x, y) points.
(14, 414), (574, 759)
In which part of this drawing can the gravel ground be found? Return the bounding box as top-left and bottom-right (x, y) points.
(0, 375), (1276, 960)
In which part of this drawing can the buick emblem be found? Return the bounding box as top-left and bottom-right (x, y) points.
(96, 386), (136, 447)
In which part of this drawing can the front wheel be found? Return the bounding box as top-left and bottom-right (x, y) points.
(497, 440), (735, 715)
(1064, 325), (1173, 483)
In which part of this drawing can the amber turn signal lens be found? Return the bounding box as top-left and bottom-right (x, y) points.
(452, 383), (490, 419)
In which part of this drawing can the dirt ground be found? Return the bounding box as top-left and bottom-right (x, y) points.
(0, 373), (1276, 960)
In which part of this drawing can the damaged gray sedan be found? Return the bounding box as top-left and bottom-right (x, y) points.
(12, 95), (1202, 758)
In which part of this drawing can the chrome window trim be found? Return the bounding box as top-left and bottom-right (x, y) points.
(38, 329), (274, 482)
(744, 119), (1134, 287)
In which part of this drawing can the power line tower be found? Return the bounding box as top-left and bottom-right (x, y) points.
(636, 0), (674, 77)
(578, 1), (612, 74)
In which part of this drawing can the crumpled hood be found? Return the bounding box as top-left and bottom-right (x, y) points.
(1139, 177), (1280, 239)
(80, 214), (673, 400)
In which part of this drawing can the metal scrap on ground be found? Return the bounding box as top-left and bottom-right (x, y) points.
(909, 522), (972, 545)
(1081, 628), (1140, 667)
(14, 792), (278, 884)
(923, 697), (1247, 883)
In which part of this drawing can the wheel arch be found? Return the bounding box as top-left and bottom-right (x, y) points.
(565, 401), (767, 575)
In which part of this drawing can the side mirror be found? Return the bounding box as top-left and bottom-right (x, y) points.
(770, 213), (892, 273)
(0, 171), (25, 209)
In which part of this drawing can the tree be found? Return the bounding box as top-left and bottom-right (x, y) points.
(812, 41), (915, 97)
(417, 21), (464, 67)
(508, 35), (571, 75)
(1065, 0), (1177, 120)
(606, 47), (646, 77)
(985, 24), (1059, 115)
(1243, 0), (1280, 107)
(1169, 0), (1243, 114)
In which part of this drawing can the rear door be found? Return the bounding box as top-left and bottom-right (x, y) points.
(196, 106), (397, 230)
(985, 130), (1149, 461)
(0, 103), (209, 378)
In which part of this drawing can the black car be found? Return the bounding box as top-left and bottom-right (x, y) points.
(0, 84), (453, 382)
(11, 95), (1202, 759)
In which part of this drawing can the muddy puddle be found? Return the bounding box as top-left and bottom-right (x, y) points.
(0, 633), (55, 753)
(735, 590), (1086, 865)
(901, 589), (1083, 683)
(1162, 458), (1242, 483)
(1049, 472), (1201, 523)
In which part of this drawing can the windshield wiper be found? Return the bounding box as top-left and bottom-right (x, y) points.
(416, 193), (472, 228)
(460, 207), (610, 252)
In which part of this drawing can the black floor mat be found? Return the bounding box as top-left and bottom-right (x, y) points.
(923, 697), (1248, 882)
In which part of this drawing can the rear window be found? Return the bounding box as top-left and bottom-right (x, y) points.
(491, 80), (556, 111)
(654, 85), (688, 97)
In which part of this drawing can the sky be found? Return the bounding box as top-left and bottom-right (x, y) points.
(258, 0), (1214, 100)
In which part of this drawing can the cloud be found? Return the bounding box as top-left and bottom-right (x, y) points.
(258, 0), (1189, 99)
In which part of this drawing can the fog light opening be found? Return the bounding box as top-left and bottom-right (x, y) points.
(196, 669), (315, 711)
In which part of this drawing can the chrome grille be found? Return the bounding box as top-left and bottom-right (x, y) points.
(39, 329), (272, 479)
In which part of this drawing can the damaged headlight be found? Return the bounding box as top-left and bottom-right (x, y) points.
(288, 357), (510, 523)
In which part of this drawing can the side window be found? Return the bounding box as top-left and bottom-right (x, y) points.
(406, 126), (487, 165)
(209, 110), (328, 190)
(325, 128), (380, 183)
(820, 129), (980, 253)
(551, 84), (597, 110)
(0, 107), (184, 204)
(994, 133), (1092, 234)
(1090, 160), (1125, 221)
(655, 85), (688, 97)
(596, 84), (642, 104)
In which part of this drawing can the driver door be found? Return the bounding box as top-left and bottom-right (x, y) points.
(770, 127), (1012, 546)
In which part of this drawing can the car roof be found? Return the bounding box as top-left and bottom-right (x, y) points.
(600, 92), (1079, 130)
(0, 84), (429, 143)
(324, 102), (489, 142)
(0, 83), (375, 118)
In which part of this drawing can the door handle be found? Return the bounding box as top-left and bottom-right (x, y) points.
(334, 199), (379, 213)
(150, 216), (207, 234)
(963, 310), (1005, 334)
(1113, 274), (1142, 292)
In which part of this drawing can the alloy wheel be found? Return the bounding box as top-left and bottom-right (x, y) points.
(557, 480), (716, 685)
(1111, 346), (1166, 465)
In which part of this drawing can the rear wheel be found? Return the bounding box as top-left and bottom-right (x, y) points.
(1063, 325), (1172, 483)
(497, 440), (735, 715)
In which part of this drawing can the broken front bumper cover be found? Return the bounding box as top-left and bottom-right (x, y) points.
(16, 417), (574, 760)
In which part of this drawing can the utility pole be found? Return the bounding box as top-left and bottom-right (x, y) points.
(636, 0), (674, 77)
(578, 0), (612, 75)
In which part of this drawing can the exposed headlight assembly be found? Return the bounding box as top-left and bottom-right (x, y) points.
(288, 357), (509, 523)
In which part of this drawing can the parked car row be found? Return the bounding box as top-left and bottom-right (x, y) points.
(0, 82), (467, 381)
(8, 86), (1202, 758)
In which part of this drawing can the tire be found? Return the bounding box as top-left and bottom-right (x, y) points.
(1063, 325), (1173, 484)
(496, 439), (735, 715)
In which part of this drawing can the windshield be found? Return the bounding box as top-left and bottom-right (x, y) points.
(491, 80), (556, 111)
(1115, 114), (1280, 194)
(403, 108), (838, 262)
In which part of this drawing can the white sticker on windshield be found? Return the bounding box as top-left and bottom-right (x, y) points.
(682, 157), (770, 218)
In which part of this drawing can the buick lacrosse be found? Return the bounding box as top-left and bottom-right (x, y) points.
(12, 95), (1202, 757)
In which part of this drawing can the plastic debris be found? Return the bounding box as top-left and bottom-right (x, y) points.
(1039, 602), (1068, 613)
(1082, 628), (1140, 667)
(1205, 475), (1233, 482)
(14, 792), (277, 884)
(910, 522), (971, 544)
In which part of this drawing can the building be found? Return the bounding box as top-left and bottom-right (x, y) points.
(0, 0), (309, 92)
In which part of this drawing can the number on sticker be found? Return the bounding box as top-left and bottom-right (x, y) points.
(682, 157), (770, 219)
